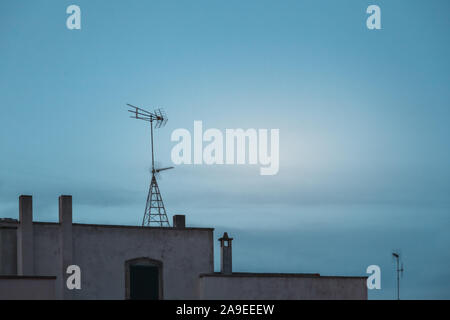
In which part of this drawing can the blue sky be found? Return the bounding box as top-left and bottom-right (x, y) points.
(0, 0), (449, 299)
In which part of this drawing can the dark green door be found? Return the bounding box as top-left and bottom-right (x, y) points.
(129, 265), (159, 300)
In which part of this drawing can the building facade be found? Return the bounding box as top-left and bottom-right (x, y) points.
(0, 195), (367, 300)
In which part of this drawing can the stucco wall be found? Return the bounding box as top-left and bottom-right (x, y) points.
(0, 276), (56, 300)
(199, 273), (368, 300)
(33, 223), (64, 298)
(2, 221), (214, 300)
(63, 224), (214, 299)
(0, 227), (17, 275)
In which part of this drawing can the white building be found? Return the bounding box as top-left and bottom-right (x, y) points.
(0, 195), (367, 300)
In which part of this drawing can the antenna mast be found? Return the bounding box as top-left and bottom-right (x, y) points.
(127, 104), (173, 227)
(392, 251), (404, 300)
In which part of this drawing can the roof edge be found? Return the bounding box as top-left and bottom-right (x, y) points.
(199, 272), (367, 279)
(31, 221), (214, 231)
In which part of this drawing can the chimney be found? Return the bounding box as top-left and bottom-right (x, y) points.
(17, 195), (34, 275)
(59, 195), (73, 300)
(173, 215), (186, 228)
(219, 232), (233, 274)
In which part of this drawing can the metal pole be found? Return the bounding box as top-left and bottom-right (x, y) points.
(396, 257), (400, 300)
(150, 119), (155, 173)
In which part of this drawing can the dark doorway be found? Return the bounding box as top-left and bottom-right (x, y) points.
(129, 265), (159, 300)
(126, 258), (163, 300)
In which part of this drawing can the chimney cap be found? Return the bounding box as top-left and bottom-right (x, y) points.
(218, 232), (233, 241)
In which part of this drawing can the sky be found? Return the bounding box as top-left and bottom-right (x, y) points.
(0, 0), (449, 299)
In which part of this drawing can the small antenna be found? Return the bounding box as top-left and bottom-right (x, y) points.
(392, 251), (405, 300)
(127, 104), (173, 227)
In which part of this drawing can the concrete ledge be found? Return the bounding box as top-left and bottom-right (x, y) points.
(0, 218), (18, 229)
(199, 273), (368, 300)
(199, 272), (367, 279)
(32, 221), (214, 231)
(0, 276), (56, 280)
(200, 272), (321, 278)
(0, 276), (57, 300)
(73, 223), (215, 232)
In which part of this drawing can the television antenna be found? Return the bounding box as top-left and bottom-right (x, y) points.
(392, 251), (404, 300)
(127, 104), (173, 227)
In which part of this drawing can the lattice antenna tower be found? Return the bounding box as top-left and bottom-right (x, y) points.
(127, 104), (173, 227)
